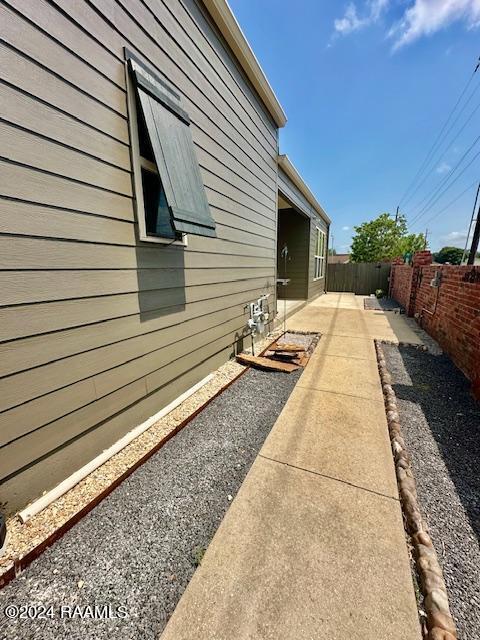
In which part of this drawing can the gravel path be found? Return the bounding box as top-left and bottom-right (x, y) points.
(383, 344), (480, 640)
(0, 367), (301, 640)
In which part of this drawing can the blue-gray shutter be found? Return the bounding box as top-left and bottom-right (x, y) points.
(127, 54), (216, 238)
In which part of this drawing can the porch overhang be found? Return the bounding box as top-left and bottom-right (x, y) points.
(278, 154), (331, 225)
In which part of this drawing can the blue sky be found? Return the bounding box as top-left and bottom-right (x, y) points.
(229, 0), (480, 253)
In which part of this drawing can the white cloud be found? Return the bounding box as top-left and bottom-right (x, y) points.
(342, 225), (350, 230)
(436, 161), (451, 173)
(370, 0), (390, 20)
(334, 0), (390, 36)
(440, 230), (468, 247)
(334, 3), (366, 34)
(389, 0), (480, 51)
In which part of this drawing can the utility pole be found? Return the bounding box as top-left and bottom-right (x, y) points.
(424, 228), (429, 250)
(462, 181), (480, 264)
(395, 206), (399, 224)
(467, 201), (480, 265)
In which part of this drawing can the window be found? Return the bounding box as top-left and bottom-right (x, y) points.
(125, 50), (216, 243)
(314, 227), (326, 279)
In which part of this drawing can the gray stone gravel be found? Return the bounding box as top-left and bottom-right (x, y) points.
(383, 343), (480, 640)
(0, 367), (302, 640)
(278, 331), (316, 351)
(364, 296), (402, 311)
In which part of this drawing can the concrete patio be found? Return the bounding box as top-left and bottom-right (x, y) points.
(275, 298), (307, 326)
(161, 293), (423, 640)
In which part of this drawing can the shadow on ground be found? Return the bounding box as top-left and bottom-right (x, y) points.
(391, 346), (480, 541)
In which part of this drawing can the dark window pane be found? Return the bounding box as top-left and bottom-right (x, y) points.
(136, 94), (155, 162)
(136, 85), (216, 238)
(141, 169), (177, 239)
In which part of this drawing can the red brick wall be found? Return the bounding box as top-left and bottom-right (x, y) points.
(389, 251), (434, 315)
(414, 265), (480, 397)
(390, 264), (413, 312)
(390, 253), (480, 398)
(412, 250), (435, 267)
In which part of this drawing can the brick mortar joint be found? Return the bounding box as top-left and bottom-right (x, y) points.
(374, 340), (458, 640)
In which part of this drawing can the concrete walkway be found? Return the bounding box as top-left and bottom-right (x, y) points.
(275, 298), (307, 325)
(161, 294), (423, 640)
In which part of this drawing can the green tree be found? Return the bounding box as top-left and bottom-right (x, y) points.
(350, 213), (426, 263)
(433, 246), (464, 265)
(397, 233), (427, 256)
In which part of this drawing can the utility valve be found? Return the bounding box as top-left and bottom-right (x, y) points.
(247, 295), (270, 335)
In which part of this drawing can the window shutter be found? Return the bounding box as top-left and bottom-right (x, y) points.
(128, 55), (216, 238)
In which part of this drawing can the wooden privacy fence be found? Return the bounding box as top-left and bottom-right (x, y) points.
(327, 263), (391, 295)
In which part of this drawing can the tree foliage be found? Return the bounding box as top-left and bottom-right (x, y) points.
(350, 213), (426, 263)
(433, 246), (464, 265)
(396, 233), (428, 256)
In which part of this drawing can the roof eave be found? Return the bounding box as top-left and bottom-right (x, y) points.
(278, 154), (331, 224)
(202, 0), (287, 128)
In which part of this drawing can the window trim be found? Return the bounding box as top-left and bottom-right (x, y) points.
(313, 226), (326, 281)
(125, 62), (187, 247)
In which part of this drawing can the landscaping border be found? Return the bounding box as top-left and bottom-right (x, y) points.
(0, 333), (285, 592)
(375, 340), (457, 640)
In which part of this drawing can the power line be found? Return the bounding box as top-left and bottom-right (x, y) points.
(408, 134), (480, 223)
(412, 179), (478, 230)
(402, 92), (480, 211)
(397, 55), (479, 208)
(407, 135), (480, 227)
(399, 57), (479, 207)
(410, 150), (480, 227)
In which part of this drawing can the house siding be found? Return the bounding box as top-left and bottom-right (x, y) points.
(276, 209), (309, 300)
(0, 0), (279, 512)
(278, 168), (329, 301)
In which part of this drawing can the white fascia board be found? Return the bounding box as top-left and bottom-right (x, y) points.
(202, 0), (287, 128)
(278, 154), (331, 224)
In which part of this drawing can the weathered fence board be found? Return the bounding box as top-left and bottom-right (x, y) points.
(327, 263), (390, 295)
